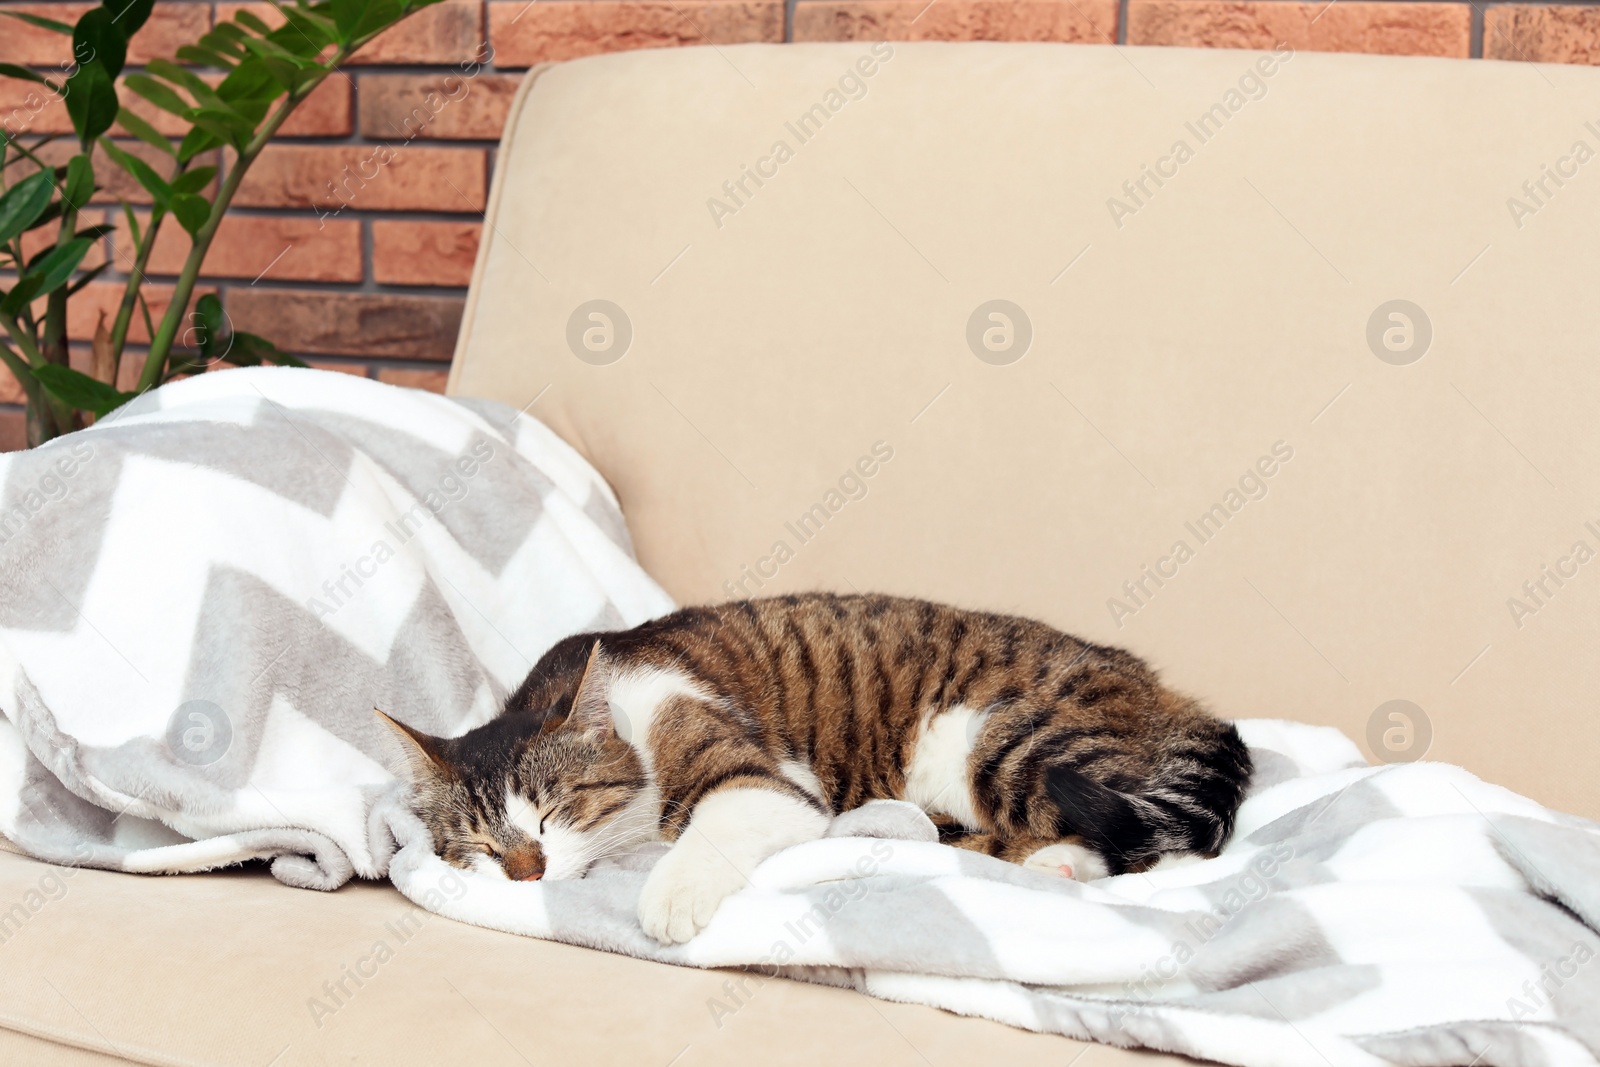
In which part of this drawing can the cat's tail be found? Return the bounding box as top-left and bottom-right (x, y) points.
(1044, 719), (1253, 875)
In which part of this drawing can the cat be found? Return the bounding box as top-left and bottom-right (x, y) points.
(380, 593), (1253, 944)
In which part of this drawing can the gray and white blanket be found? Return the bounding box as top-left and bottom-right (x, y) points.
(1, 369), (1596, 1067)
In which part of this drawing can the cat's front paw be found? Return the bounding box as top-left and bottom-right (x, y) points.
(637, 853), (746, 944)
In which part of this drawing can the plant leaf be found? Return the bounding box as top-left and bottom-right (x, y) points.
(73, 7), (127, 80)
(169, 166), (216, 195)
(0, 63), (51, 86)
(61, 153), (95, 211)
(145, 59), (228, 113)
(0, 275), (42, 317)
(64, 62), (121, 145)
(100, 0), (155, 37)
(223, 331), (308, 369)
(66, 259), (111, 295)
(200, 27), (250, 57)
(170, 192), (209, 237)
(124, 74), (192, 118)
(119, 200), (141, 250)
(99, 139), (171, 207)
(32, 364), (137, 418)
(23, 237), (93, 298)
(113, 106), (174, 155)
(175, 126), (221, 164)
(175, 45), (237, 69)
(185, 110), (252, 148)
(0, 10), (72, 34)
(190, 292), (228, 364)
(278, 7), (337, 51)
(232, 9), (273, 35)
(0, 171), (56, 245)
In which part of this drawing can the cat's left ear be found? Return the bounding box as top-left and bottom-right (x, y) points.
(375, 709), (454, 784)
(567, 641), (615, 742)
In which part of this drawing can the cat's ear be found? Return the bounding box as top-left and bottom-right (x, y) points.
(567, 641), (615, 742)
(375, 709), (453, 784)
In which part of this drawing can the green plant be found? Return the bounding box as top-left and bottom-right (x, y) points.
(0, 0), (444, 447)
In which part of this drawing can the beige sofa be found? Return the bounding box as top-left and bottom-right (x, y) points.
(4, 40), (1599, 1066)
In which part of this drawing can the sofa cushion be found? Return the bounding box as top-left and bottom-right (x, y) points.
(451, 42), (1600, 820)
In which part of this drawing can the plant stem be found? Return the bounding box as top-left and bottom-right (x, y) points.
(138, 62), (344, 393)
(108, 209), (167, 387)
(1, 312), (71, 438)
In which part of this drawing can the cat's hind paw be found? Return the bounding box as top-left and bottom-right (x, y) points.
(1021, 841), (1110, 882)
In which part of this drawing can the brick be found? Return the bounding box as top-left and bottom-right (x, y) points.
(59, 347), (163, 393)
(377, 367), (450, 393)
(353, 0), (485, 64)
(0, 80), (69, 138)
(0, 79), (185, 141)
(226, 290), (465, 360)
(372, 220), (481, 286)
(308, 360), (372, 377)
(63, 281), (210, 347)
(117, 72), (235, 139)
(358, 73), (520, 141)
(4, 4), (213, 65)
(0, 407), (25, 452)
(216, 0), (484, 65)
(488, 1), (783, 67)
(108, 349), (148, 391)
(795, 0), (1116, 42)
(4, 4), (93, 66)
(9, 139), (221, 208)
(0, 65), (350, 144)
(112, 213), (363, 282)
(1485, 5), (1600, 65)
(114, 78), (210, 140)
(128, 2), (213, 64)
(0, 365), (25, 405)
(1127, 1), (1471, 57)
(234, 144), (488, 212)
(278, 76), (355, 137)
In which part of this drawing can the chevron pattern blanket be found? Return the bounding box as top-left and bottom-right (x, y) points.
(2, 369), (1597, 1067)
(0, 368), (674, 888)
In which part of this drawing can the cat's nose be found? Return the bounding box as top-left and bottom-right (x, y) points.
(503, 843), (546, 881)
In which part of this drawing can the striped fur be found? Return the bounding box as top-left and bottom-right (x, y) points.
(384, 594), (1252, 935)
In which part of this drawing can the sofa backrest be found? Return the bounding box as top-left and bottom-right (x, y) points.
(449, 42), (1600, 818)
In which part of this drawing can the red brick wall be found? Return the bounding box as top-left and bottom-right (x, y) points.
(3, 0), (1598, 449)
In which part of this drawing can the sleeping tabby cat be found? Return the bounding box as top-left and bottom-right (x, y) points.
(381, 593), (1252, 944)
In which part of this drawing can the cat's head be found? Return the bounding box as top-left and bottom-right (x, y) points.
(378, 644), (652, 882)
